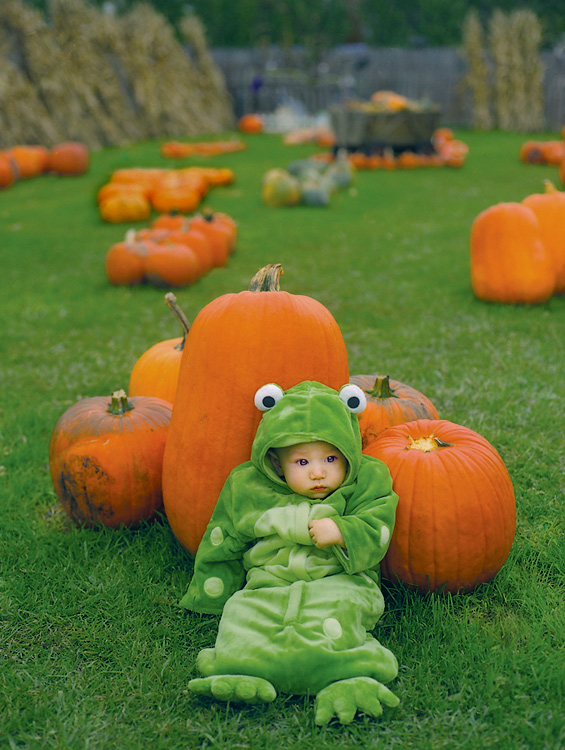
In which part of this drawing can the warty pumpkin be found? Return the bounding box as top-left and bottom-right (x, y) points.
(349, 374), (439, 449)
(162, 263), (350, 554)
(364, 418), (516, 594)
(522, 180), (565, 294)
(49, 389), (172, 528)
(470, 202), (555, 304)
(129, 293), (190, 404)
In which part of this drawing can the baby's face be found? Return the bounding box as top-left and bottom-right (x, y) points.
(273, 441), (347, 499)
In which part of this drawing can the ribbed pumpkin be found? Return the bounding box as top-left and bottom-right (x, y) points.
(349, 374), (439, 449)
(162, 263), (349, 554)
(364, 419), (516, 594)
(129, 293), (190, 404)
(49, 390), (172, 528)
(522, 180), (565, 294)
(470, 202), (555, 304)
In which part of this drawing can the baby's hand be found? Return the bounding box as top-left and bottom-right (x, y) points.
(308, 518), (345, 548)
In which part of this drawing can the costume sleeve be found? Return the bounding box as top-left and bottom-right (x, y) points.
(253, 501), (340, 545)
(179, 472), (249, 615)
(331, 456), (398, 575)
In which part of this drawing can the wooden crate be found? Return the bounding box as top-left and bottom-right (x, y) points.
(330, 105), (441, 150)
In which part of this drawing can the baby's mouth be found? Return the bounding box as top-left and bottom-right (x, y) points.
(312, 486), (327, 492)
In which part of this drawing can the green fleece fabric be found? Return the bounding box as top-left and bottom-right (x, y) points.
(181, 381), (400, 723)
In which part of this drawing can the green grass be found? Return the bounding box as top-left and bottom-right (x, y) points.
(1, 130), (564, 749)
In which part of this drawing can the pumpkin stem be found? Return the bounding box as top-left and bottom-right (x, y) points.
(543, 179), (557, 194)
(108, 389), (134, 415)
(365, 375), (397, 400)
(248, 263), (283, 292)
(165, 292), (191, 351)
(406, 434), (453, 452)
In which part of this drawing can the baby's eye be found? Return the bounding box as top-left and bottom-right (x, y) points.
(297, 459), (309, 466)
(326, 455), (338, 463)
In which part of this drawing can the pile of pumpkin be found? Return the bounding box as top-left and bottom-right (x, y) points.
(0, 141), (90, 188)
(105, 209), (237, 288)
(160, 139), (246, 159)
(470, 180), (565, 304)
(519, 126), (565, 166)
(310, 128), (468, 171)
(262, 151), (355, 208)
(49, 264), (516, 596)
(97, 166), (234, 223)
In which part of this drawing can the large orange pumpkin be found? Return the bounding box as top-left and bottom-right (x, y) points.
(129, 293), (190, 404)
(364, 419), (516, 594)
(49, 390), (172, 528)
(522, 180), (565, 294)
(349, 374), (439, 449)
(162, 263), (350, 554)
(470, 202), (555, 304)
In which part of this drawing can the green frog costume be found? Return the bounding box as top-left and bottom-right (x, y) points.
(181, 381), (400, 725)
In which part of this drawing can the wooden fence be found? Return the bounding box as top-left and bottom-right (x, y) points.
(211, 45), (565, 131)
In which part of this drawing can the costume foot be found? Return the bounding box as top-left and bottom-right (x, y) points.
(189, 675), (277, 705)
(314, 677), (399, 726)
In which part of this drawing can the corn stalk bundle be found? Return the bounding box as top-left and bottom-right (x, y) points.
(488, 9), (545, 132)
(511, 10), (544, 132)
(461, 9), (493, 130)
(489, 10), (515, 131)
(0, 0), (234, 150)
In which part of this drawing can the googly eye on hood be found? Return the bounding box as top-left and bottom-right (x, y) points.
(251, 381), (365, 487)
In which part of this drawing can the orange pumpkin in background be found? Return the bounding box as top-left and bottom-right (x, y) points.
(349, 374), (439, 449)
(364, 418), (516, 594)
(105, 230), (154, 285)
(470, 202), (555, 304)
(129, 293), (190, 405)
(162, 263), (350, 554)
(522, 180), (565, 293)
(10, 145), (50, 178)
(238, 113), (264, 134)
(0, 153), (18, 188)
(49, 390), (172, 528)
(49, 141), (90, 175)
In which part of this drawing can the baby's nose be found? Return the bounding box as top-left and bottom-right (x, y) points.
(310, 462), (326, 478)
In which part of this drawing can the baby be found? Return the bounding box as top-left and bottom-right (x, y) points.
(181, 381), (399, 725)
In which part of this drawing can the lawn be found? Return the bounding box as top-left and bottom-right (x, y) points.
(1, 129), (564, 749)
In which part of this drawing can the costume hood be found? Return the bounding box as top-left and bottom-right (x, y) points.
(250, 381), (366, 488)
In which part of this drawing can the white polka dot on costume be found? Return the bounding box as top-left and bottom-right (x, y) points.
(323, 617), (342, 639)
(210, 526), (224, 546)
(203, 577), (224, 597)
(380, 526), (390, 546)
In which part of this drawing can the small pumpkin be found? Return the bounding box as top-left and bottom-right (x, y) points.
(49, 389), (172, 528)
(470, 202), (555, 304)
(261, 168), (301, 208)
(143, 241), (203, 288)
(364, 418), (516, 594)
(238, 113), (263, 134)
(49, 141), (90, 176)
(522, 180), (565, 293)
(162, 263), (350, 554)
(189, 211), (233, 267)
(129, 293), (190, 404)
(105, 230), (153, 285)
(99, 191), (152, 223)
(10, 145), (50, 178)
(349, 374), (439, 449)
(0, 153), (18, 188)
